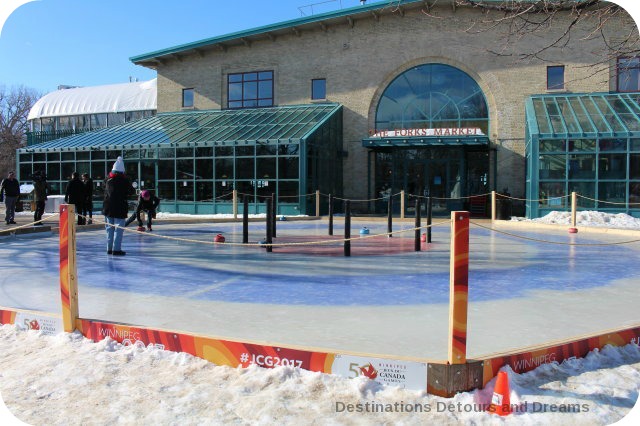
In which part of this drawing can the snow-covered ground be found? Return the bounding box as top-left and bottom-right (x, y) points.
(0, 325), (638, 425)
(1, 210), (639, 425)
(512, 211), (640, 229)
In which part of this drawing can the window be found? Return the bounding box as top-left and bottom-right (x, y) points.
(227, 71), (273, 109)
(182, 88), (194, 108)
(311, 79), (326, 100)
(547, 66), (565, 90)
(617, 57), (640, 92)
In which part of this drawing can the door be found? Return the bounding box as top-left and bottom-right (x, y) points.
(404, 158), (461, 215)
(139, 160), (157, 194)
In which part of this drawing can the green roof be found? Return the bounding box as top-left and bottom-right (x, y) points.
(526, 92), (640, 138)
(21, 104), (342, 152)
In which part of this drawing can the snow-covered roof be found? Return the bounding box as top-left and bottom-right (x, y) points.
(28, 79), (157, 120)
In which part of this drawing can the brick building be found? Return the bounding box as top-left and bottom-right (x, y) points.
(18, 0), (640, 217)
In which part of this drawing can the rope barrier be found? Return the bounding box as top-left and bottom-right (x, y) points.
(0, 213), (60, 232)
(470, 220), (640, 246)
(86, 213), (451, 248)
(500, 194), (571, 203)
(575, 194), (640, 206)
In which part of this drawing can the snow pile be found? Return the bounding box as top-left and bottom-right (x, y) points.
(1, 325), (639, 425)
(513, 211), (640, 229)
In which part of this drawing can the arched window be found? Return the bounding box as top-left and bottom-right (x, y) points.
(375, 64), (489, 134)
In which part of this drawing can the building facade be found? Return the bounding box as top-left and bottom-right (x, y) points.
(17, 0), (640, 216)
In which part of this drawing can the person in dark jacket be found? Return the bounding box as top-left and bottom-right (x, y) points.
(65, 172), (86, 225)
(32, 171), (49, 226)
(81, 173), (94, 225)
(102, 157), (134, 255)
(125, 190), (160, 231)
(0, 171), (20, 225)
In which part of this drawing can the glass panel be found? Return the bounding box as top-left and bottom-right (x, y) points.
(157, 182), (175, 201)
(47, 163), (60, 180)
(279, 157), (299, 179)
(61, 163), (75, 180)
(176, 148), (193, 157)
(158, 159), (175, 179)
(158, 148), (174, 159)
(244, 81), (257, 99)
(108, 113), (125, 126)
(570, 182), (595, 208)
(312, 79), (326, 100)
(631, 154), (640, 179)
(533, 99), (551, 134)
(568, 154), (596, 179)
(91, 162), (106, 181)
(258, 71), (273, 79)
(235, 181), (254, 201)
(195, 158), (213, 179)
(61, 152), (74, 161)
(215, 181), (234, 200)
(91, 114), (107, 129)
(617, 57), (640, 92)
(215, 158), (233, 179)
(539, 182), (566, 208)
(76, 162), (90, 176)
(123, 149), (139, 159)
(125, 161), (138, 183)
(19, 153), (32, 162)
(599, 139), (626, 151)
(228, 74), (242, 83)
(215, 146), (233, 157)
(245, 72), (257, 81)
(539, 140), (565, 152)
(258, 80), (273, 99)
(547, 66), (564, 90)
(599, 153), (626, 179)
(177, 181), (193, 201)
(236, 158), (254, 179)
(228, 101), (243, 109)
(41, 117), (54, 132)
(256, 179), (273, 200)
(20, 163), (32, 179)
(106, 150), (121, 159)
(33, 153), (46, 161)
(195, 147), (213, 157)
(91, 150), (105, 160)
(539, 154), (566, 179)
(182, 88), (194, 107)
(278, 181), (298, 202)
(196, 181), (213, 201)
(236, 145), (254, 156)
(630, 182), (640, 204)
(598, 181), (626, 204)
(569, 139), (596, 152)
(229, 83), (243, 101)
(176, 159), (193, 179)
(256, 158), (276, 179)
(57, 116), (72, 131)
(258, 99), (273, 107)
(256, 143), (277, 156)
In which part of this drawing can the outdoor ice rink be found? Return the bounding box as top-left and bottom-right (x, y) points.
(1, 217), (639, 360)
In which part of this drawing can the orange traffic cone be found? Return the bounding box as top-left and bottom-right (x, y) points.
(489, 371), (512, 416)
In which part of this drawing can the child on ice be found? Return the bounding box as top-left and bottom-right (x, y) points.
(125, 190), (160, 231)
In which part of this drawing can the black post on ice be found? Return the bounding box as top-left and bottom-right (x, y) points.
(271, 192), (277, 238)
(414, 198), (421, 252)
(387, 195), (393, 237)
(328, 194), (334, 236)
(242, 196), (249, 244)
(266, 198), (273, 252)
(427, 196), (433, 243)
(344, 200), (351, 257)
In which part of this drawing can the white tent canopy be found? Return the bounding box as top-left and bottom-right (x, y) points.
(28, 79), (157, 120)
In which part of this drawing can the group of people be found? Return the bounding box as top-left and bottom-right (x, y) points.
(64, 172), (94, 225)
(1, 155), (160, 257)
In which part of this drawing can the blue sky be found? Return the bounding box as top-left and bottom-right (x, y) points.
(0, 0), (368, 94)
(0, 0), (638, 95)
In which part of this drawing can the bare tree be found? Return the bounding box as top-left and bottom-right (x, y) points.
(0, 85), (40, 174)
(391, 0), (639, 81)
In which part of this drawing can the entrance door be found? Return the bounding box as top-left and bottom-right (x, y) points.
(405, 159), (461, 215)
(139, 160), (156, 194)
